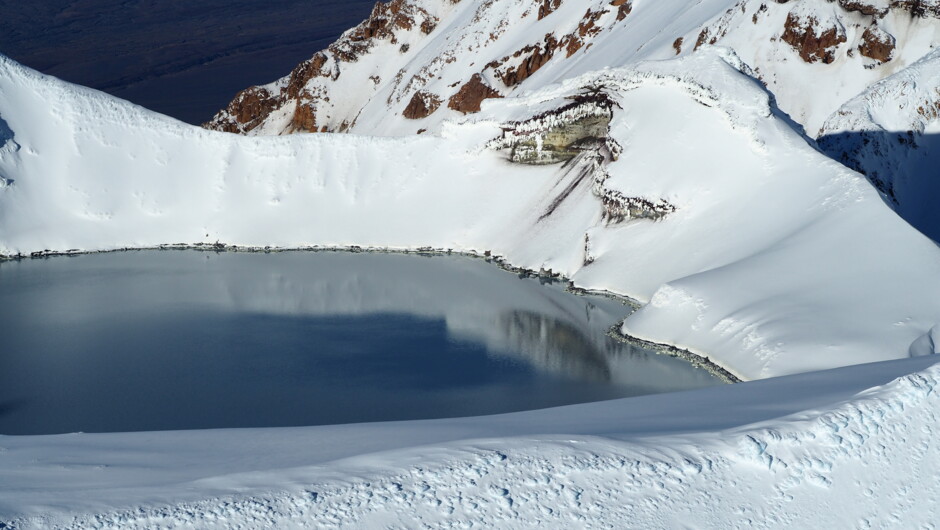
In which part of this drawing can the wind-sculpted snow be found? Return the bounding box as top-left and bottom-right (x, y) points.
(4, 355), (940, 528)
(3, 50), (940, 383)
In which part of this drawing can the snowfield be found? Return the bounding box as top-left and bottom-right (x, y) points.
(2, 23), (940, 528)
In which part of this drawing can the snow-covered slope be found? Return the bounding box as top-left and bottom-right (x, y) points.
(203, 0), (940, 138)
(819, 48), (940, 240)
(3, 51), (940, 380)
(202, 0), (940, 241)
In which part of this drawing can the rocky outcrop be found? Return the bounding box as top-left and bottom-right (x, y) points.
(486, 35), (561, 88)
(486, 7), (612, 87)
(203, 0), (439, 134)
(610, 0), (632, 21)
(892, 0), (940, 18)
(781, 11), (847, 64)
(289, 101), (318, 133)
(601, 190), (676, 222)
(538, 0), (562, 20)
(858, 25), (896, 62)
(403, 90), (442, 119)
(210, 87), (279, 134)
(838, 0), (889, 17)
(505, 114), (612, 164)
(204, 0), (939, 140)
(329, 0), (439, 62)
(488, 88), (675, 223)
(447, 74), (503, 114)
(491, 90), (619, 165)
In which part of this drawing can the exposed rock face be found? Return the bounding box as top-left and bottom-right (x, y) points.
(487, 35), (561, 87)
(601, 189), (676, 223)
(447, 74), (503, 114)
(508, 114), (611, 164)
(538, 0), (562, 20)
(838, 0), (890, 17)
(491, 90), (619, 165)
(212, 87), (279, 134)
(204, 0), (438, 134)
(208, 53), (333, 134)
(486, 8), (610, 87)
(858, 25), (896, 62)
(403, 90), (442, 119)
(610, 0), (632, 21)
(330, 0), (439, 62)
(290, 101), (318, 133)
(490, 88), (675, 223)
(781, 11), (847, 64)
(673, 37), (683, 55)
(892, 0), (940, 17)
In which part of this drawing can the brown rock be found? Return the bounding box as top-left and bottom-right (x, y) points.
(673, 37), (683, 55)
(892, 0), (940, 17)
(538, 0), (562, 20)
(781, 12), (847, 64)
(858, 26), (896, 62)
(290, 101), (318, 132)
(207, 86), (279, 133)
(838, 0), (889, 17)
(330, 0), (439, 62)
(492, 34), (560, 87)
(403, 90), (442, 119)
(286, 53), (329, 100)
(447, 74), (503, 114)
(610, 0), (632, 20)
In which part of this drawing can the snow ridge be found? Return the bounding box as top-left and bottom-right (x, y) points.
(8, 361), (940, 528)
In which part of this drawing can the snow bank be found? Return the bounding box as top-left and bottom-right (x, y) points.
(2, 353), (938, 527)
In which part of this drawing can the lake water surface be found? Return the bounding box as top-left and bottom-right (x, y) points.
(0, 251), (723, 434)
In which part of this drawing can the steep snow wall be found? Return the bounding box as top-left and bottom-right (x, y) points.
(2, 52), (940, 381)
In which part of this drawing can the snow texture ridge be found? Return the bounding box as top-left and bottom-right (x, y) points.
(4, 357), (940, 528)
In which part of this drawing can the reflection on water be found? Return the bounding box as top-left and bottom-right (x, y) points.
(0, 251), (723, 435)
(495, 311), (612, 383)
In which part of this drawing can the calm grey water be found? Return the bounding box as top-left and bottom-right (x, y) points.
(0, 251), (723, 435)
